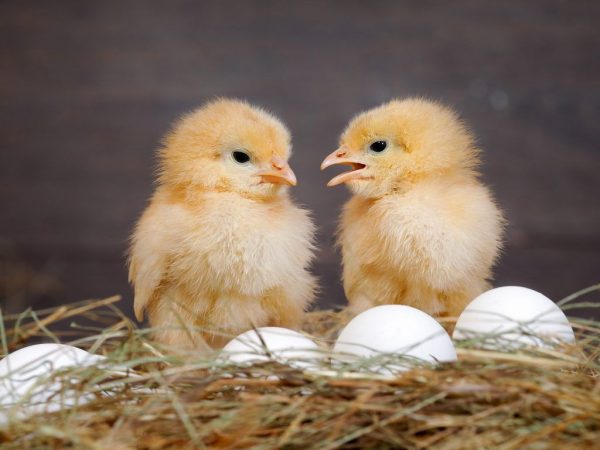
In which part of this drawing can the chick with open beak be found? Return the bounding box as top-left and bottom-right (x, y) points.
(320, 98), (504, 320)
(320, 147), (368, 187)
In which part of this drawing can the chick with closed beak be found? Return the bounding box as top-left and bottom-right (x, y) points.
(129, 99), (316, 351)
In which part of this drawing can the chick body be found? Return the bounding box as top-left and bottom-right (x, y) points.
(323, 98), (503, 317)
(129, 99), (316, 350)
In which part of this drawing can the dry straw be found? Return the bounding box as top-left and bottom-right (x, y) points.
(0, 286), (599, 449)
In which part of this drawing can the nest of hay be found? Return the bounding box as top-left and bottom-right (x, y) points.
(1, 287), (599, 450)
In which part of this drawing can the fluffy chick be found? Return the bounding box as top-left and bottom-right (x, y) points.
(129, 99), (316, 350)
(321, 98), (504, 318)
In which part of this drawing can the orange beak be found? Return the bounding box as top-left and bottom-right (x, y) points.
(320, 148), (367, 187)
(258, 156), (297, 186)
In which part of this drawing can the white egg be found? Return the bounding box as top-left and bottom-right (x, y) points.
(333, 305), (457, 374)
(0, 343), (105, 424)
(221, 327), (325, 370)
(452, 286), (576, 349)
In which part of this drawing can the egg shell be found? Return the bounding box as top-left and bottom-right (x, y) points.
(0, 343), (105, 424)
(333, 305), (457, 374)
(221, 327), (325, 370)
(452, 286), (576, 349)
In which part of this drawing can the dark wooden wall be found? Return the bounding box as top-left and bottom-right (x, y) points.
(1, 0), (599, 317)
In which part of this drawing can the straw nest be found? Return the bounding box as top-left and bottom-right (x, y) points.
(0, 286), (599, 450)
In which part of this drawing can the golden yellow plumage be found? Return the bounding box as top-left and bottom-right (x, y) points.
(322, 98), (504, 318)
(129, 99), (316, 350)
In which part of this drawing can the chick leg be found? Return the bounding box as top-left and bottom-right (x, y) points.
(146, 295), (212, 352)
(441, 280), (491, 318)
(262, 288), (306, 330)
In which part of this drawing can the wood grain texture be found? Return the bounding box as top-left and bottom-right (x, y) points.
(1, 0), (599, 316)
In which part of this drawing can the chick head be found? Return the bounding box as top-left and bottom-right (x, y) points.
(159, 98), (296, 199)
(321, 98), (479, 198)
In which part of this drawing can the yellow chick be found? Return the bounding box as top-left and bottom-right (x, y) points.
(129, 99), (316, 350)
(321, 98), (504, 318)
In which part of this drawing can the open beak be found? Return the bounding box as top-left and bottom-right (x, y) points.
(320, 148), (367, 187)
(258, 156), (297, 186)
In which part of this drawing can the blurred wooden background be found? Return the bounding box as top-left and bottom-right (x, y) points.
(1, 0), (599, 318)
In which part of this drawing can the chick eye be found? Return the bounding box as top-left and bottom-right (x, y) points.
(232, 150), (251, 164)
(369, 140), (387, 153)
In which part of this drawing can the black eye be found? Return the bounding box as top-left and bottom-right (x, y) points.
(232, 150), (250, 164)
(369, 141), (387, 153)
